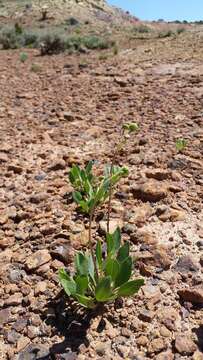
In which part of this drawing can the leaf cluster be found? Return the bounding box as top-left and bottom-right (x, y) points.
(69, 161), (129, 213)
(175, 138), (187, 152)
(59, 228), (144, 308)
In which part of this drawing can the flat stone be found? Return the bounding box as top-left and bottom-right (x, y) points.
(0, 309), (10, 325)
(34, 281), (47, 295)
(174, 255), (199, 273)
(175, 335), (197, 355)
(25, 249), (51, 270)
(178, 287), (203, 305)
(5, 293), (23, 306)
(132, 179), (168, 202)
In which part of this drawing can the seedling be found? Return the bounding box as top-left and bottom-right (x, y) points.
(19, 52), (28, 63)
(58, 122), (144, 308)
(175, 138), (187, 152)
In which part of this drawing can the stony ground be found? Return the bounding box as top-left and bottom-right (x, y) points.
(0, 28), (203, 360)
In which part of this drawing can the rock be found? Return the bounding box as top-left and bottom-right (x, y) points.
(174, 255), (199, 273)
(25, 249), (51, 271)
(175, 335), (197, 355)
(0, 309), (10, 325)
(9, 268), (26, 283)
(27, 325), (40, 339)
(131, 204), (153, 226)
(99, 219), (123, 234)
(200, 255), (203, 267)
(178, 287), (203, 305)
(159, 307), (180, 331)
(145, 168), (170, 181)
(16, 336), (30, 352)
(132, 180), (168, 202)
(0, 212), (8, 225)
(136, 244), (172, 270)
(16, 344), (50, 360)
(193, 351), (203, 360)
(34, 281), (47, 295)
(63, 112), (75, 121)
(156, 351), (174, 360)
(70, 229), (89, 246)
(136, 335), (148, 347)
(159, 326), (172, 338)
(13, 318), (28, 332)
(159, 208), (186, 222)
(148, 338), (166, 354)
(95, 341), (107, 356)
(7, 164), (23, 174)
(51, 245), (74, 264)
(30, 192), (48, 204)
(48, 159), (66, 171)
(5, 293), (23, 306)
(139, 309), (154, 322)
(0, 237), (15, 249)
(7, 330), (20, 344)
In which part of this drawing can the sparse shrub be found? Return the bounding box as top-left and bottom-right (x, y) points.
(58, 123), (144, 309)
(65, 17), (79, 26)
(19, 52), (28, 62)
(113, 43), (118, 55)
(40, 33), (66, 55)
(0, 26), (20, 49)
(175, 138), (187, 152)
(134, 24), (151, 33)
(14, 22), (23, 35)
(176, 28), (185, 35)
(99, 53), (108, 61)
(83, 36), (112, 50)
(158, 30), (174, 38)
(23, 31), (38, 47)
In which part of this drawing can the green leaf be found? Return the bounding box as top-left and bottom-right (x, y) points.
(58, 268), (76, 296)
(112, 227), (121, 251)
(75, 252), (89, 276)
(106, 233), (114, 256)
(88, 253), (95, 281)
(96, 240), (102, 270)
(78, 200), (89, 213)
(85, 161), (93, 174)
(95, 276), (113, 302)
(115, 257), (132, 287)
(72, 191), (82, 204)
(118, 279), (144, 297)
(117, 242), (129, 263)
(105, 259), (120, 282)
(75, 294), (96, 308)
(75, 275), (88, 295)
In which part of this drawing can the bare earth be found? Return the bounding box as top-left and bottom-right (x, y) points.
(0, 13), (203, 360)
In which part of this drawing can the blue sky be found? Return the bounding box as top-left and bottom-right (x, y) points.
(108, 0), (203, 21)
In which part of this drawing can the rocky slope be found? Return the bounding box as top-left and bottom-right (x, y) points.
(0, 8), (203, 360)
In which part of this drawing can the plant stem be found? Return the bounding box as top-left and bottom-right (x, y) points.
(107, 128), (125, 234)
(89, 206), (99, 280)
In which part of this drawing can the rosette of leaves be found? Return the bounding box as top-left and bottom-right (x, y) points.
(69, 161), (129, 214)
(175, 138), (187, 152)
(59, 227), (144, 308)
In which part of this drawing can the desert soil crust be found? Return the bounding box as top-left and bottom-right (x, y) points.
(0, 11), (203, 360)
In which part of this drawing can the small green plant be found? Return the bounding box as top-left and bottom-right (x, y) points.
(134, 25), (151, 34)
(175, 138), (187, 152)
(30, 63), (41, 73)
(176, 28), (185, 35)
(19, 52), (28, 63)
(58, 123), (143, 308)
(158, 30), (174, 38)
